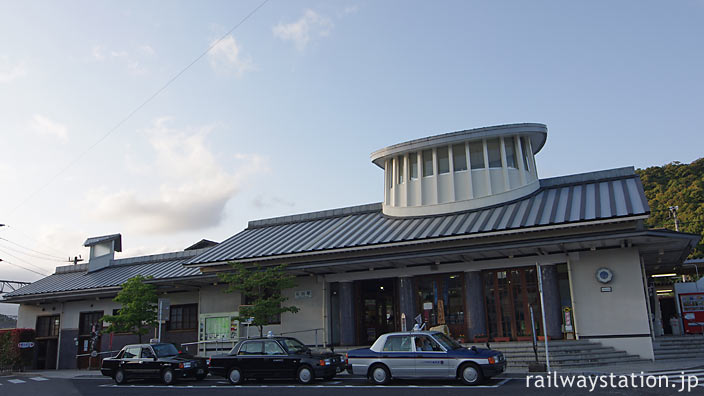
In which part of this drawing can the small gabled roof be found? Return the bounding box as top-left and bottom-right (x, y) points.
(83, 234), (122, 252)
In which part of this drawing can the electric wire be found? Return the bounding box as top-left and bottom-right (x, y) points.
(0, 236), (67, 261)
(5, 0), (271, 218)
(0, 241), (67, 262)
(0, 247), (51, 274)
(0, 258), (49, 277)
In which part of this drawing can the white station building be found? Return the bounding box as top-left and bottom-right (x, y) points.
(3, 123), (699, 370)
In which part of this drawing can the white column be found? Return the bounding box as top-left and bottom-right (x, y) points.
(432, 147), (439, 205)
(465, 142), (474, 199)
(499, 136), (509, 192)
(515, 135), (527, 185)
(447, 144), (455, 203)
(482, 139), (492, 195)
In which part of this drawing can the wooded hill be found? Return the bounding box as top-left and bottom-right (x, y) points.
(636, 158), (704, 258)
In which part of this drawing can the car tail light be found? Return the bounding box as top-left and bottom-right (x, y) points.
(178, 363), (185, 369)
(319, 359), (327, 366)
(207, 358), (211, 367)
(488, 356), (496, 364)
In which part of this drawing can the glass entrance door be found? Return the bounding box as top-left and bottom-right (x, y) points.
(484, 268), (542, 341)
(415, 273), (465, 338)
(357, 279), (396, 344)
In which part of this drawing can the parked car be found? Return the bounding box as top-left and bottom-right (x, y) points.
(346, 331), (505, 385)
(208, 336), (346, 385)
(100, 343), (208, 385)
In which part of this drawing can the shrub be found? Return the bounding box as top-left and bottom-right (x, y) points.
(0, 328), (35, 371)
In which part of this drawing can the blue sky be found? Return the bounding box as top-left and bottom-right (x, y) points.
(0, 1), (703, 313)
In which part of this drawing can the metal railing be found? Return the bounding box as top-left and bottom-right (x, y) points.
(180, 339), (238, 356)
(279, 328), (325, 348)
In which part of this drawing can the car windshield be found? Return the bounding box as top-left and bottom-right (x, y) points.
(432, 333), (463, 350)
(281, 338), (309, 354)
(152, 343), (180, 357)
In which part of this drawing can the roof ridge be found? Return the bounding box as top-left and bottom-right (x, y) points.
(539, 166), (636, 188)
(247, 203), (382, 229)
(111, 248), (210, 267)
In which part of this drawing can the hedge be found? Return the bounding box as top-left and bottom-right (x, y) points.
(0, 328), (35, 371)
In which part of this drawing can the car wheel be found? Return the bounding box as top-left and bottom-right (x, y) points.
(368, 364), (390, 385)
(459, 363), (484, 385)
(161, 368), (176, 385)
(297, 365), (315, 384)
(228, 367), (243, 385)
(114, 369), (127, 385)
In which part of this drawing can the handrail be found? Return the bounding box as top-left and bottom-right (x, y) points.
(279, 327), (325, 348)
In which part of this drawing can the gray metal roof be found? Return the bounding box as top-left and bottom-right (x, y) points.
(3, 249), (206, 299)
(84, 233), (122, 251)
(189, 167), (649, 265)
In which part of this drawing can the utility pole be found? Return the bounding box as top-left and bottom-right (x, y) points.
(669, 206), (680, 232)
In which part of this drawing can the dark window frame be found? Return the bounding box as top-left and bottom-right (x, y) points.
(167, 304), (198, 331)
(79, 311), (104, 336)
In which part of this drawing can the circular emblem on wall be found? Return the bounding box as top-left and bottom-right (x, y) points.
(595, 267), (614, 284)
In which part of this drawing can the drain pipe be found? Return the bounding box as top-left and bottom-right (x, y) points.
(537, 262), (551, 373)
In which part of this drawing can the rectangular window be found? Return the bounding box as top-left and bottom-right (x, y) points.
(437, 147), (449, 174)
(382, 335), (413, 352)
(469, 141), (485, 169)
(387, 162), (393, 188)
(396, 156), (405, 184)
(79, 311), (103, 336)
(452, 144), (467, 171)
(168, 304), (198, 331)
(487, 138), (502, 168)
(422, 149), (433, 177)
(409, 152), (418, 179)
(36, 315), (60, 338)
(504, 137), (517, 168)
(521, 137), (531, 171)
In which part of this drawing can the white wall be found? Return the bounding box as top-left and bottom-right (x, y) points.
(569, 248), (654, 359)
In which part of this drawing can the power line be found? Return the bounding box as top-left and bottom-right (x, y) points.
(5, 0), (271, 218)
(0, 225), (68, 258)
(0, 241), (66, 262)
(0, 236), (67, 261)
(0, 247), (50, 274)
(0, 258), (48, 277)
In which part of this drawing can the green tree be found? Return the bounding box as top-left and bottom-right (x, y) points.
(636, 158), (704, 258)
(218, 263), (299, 337)
(101, 275), (158, 343)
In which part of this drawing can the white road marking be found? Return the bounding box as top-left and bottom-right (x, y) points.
(8, 379), (26, 384)
(29, 377), (49, 382)
(98, 379), (512, 389)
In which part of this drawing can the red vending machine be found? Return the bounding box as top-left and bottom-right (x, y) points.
(679, 292), (704, 334)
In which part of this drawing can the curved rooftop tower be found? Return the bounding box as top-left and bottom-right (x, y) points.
(371, 123), (547, 217)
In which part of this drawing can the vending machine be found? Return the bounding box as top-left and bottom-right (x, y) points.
(678, 293), (704, 334)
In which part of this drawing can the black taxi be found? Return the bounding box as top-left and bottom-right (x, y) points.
(100, 343), (207, 385)
(208, 336), (346, 384)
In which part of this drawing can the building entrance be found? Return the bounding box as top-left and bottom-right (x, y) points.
(484, 268), (543, 341)
(356, 278), (396, 344)
(415, 273), (465, 338)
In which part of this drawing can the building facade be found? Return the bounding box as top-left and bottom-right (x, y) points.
(3, 123), (699, 369)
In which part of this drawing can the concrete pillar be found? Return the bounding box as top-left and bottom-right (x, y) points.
(398, 277), (416, 331)
(464, 271), (486, 340)
(339, 281), (356, 346)
(541, 264), (563, 340)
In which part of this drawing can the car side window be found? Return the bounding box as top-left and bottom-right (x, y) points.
(238, 341), (264, 355)
(382, 336), (413, 352)
(414, 336), (443, 352)
(124, 347), (140, 358)
(141, 347), (155, 359)
(263, 341), (285, 355)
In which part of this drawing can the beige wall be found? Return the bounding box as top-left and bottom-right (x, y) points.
(278, 276), (326, 345)
(570, 247), (653, 359)
(199, 284), (240, 314)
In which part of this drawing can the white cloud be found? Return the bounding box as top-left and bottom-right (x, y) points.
(208, 35), (255, 76)
(138, 45), (155, 56)
(0, 58), (27, 83)
(273, 9), (334, 51)
(91, 45), (151, 74)
(343, 5), (359, 15)
(30, 114), (68, 142)
(87, 118), (269, 233)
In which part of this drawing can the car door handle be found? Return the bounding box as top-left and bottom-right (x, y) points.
(272, 359), (283, 362)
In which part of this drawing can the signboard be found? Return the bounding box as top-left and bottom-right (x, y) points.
(158, 298), (171, 321)
(17, 342), (34, 349)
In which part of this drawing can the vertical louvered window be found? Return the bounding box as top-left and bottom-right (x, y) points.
(409, 152), (418, 179)
(487, 139), (502, 168)
(452, 144), (467, 171)
(469, 141), (484, 169)
(422, 149), (433, 177)
(504, 137), (517, 168)
(437, 147), (450, 174)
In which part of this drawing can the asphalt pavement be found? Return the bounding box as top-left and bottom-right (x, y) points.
(3, 371), (704, 396)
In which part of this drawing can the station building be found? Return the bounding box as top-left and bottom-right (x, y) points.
(3, 123), (699, 369)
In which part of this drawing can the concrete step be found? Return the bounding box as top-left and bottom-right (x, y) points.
(504, 351), (630, 362)
(508, 356), (649, 368)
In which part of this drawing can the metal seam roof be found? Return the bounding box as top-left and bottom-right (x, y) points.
(187, 167), (649, 265)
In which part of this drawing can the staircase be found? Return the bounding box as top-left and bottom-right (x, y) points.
(654, 335), (704, 360)
(465, 340), (648, 370)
